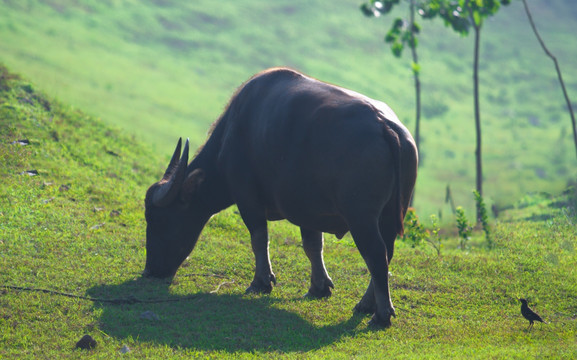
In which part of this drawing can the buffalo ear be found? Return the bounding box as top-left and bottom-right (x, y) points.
(181, 168), (205, 201)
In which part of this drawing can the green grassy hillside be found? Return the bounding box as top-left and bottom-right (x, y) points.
(1, 0), (576, 216)
(1, 65), (576, 358)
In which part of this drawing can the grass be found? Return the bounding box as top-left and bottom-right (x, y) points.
(1, 64), (577, 358)
(0, 0), (576, 218)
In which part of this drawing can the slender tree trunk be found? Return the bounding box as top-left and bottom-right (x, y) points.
(473, 23), (483, 221)
(413, 62), (421, 155)
(462, 0), (484, 221)
(409, 0), (421, 159)
(409, 0), (421, 207)
(522, 0), (577, 161)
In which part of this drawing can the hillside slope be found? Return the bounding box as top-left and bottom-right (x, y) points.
(1, 0), (576, 216)
(0, 62), (159, 288)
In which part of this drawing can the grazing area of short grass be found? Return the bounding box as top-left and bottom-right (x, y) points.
(1, 66), (576, 358)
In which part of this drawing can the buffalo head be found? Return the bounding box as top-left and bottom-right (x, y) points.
(143, 138), (210, 278)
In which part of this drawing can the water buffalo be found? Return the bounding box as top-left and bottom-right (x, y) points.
(144, 67), (418, 327)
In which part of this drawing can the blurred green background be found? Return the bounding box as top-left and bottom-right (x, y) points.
(1, 0), (576, 217)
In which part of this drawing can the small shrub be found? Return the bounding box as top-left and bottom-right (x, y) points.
(425, 214), (443, 256)
(402, 209), (443, 255)
(473, 190), (493, 249)
(402, 208), (427, 248)
(455, 206), (472, 250)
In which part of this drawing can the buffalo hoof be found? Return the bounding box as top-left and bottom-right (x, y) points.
(368, 314), (392, 328)
(304, 279), (334, 299)
(367, 308), (396, 328)
(304, 287), (332, 299)
(245, 274), (276, 295)
(245, 283), (272, 294)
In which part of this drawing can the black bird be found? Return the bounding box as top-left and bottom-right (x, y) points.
(519, 298), (546, 330)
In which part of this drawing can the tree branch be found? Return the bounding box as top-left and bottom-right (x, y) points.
(522, 0), (577, 161)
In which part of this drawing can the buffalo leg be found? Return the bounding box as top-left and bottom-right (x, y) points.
(354, 279), (376, 315)
(236, 202), (276, 294)
(300, 228), (334, 298)
(226, 157), (276, 295)
(355, 212), (398, 313)
(379, 211), (398, 265)
(349, 219), (395, 327)
(245, 222), (276, 294)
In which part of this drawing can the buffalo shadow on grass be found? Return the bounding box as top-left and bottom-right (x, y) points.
(87, 277), (365, 352)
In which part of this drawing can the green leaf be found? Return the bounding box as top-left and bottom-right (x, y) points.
(392, 42), (403, 57)
(383, 0), (401, 13)
(385, 32), (396, 43)
(411, 61), (421, 74)
(380, 0), (395, 14)
(418, 5), (438, 19)
(473, 10), (482, 26)
(360, 3), (376, 17)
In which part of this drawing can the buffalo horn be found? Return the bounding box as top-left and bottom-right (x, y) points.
(152, 138), (190, 207)
(161, 137), (183, 180)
